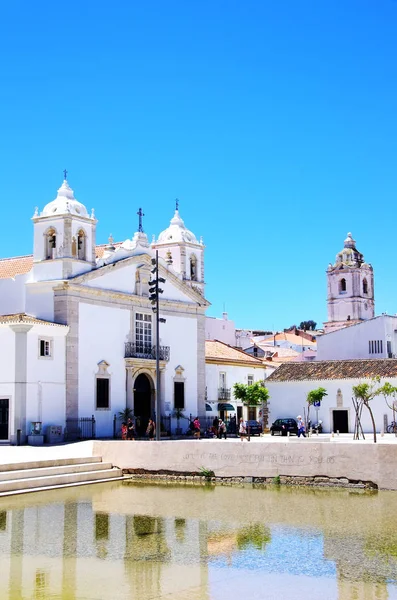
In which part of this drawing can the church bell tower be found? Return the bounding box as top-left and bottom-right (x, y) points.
(31, 172), (97, 282)
(324, 233), (374, 332)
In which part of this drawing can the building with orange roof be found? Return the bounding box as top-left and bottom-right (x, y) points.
(205, 340), (275, 423)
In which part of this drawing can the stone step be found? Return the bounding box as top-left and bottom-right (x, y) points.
(0, 467), (123, 494)
(0, 456), (102, 473)
(0, 462), (114, 482)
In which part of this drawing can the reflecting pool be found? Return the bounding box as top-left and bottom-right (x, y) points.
(1, 481), (397, 599)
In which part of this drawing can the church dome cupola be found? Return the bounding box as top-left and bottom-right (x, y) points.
(157, 206), (199, 244)
(335, 232), (364, 268)
(152, 200), (205, 295)
(32, 172), (97, 281)
(41, 175), (89, 218)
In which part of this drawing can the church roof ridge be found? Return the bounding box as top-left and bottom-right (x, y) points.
(0, 241), (127, 279)
(0, 313), (68, 328)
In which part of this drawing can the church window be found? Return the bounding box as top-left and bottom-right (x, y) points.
(77, 229), (86, 260)
(369, 340), (383, 355)
(339, 278), (346, 293)
(190, 254), (197, 281)
(96, 378), (110, 409)
(135, 313), (152, 353)
(174, 382), (185, 409)
(45, 228), (57, 259)
(363, 279), (368, 294)
(39, 339), (52, 358)
(95, 361), (111, 410)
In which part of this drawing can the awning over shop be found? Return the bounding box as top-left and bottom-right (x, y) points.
(205, 403), (213, 411)
(218, 403), (235, 412)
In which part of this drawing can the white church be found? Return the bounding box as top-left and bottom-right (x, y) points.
(0, 176), (209, 443)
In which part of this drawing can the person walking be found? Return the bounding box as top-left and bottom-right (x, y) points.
(239, 417), (249, 441)
(297, 415), (306, 438)
(193, 417), (201, 439)
(126, 418), (135, 440)
(212, 416), (219, 437)
(146, 418), (156, 441)
(218, 419), (227, 439)
(121, 422), (127, 440)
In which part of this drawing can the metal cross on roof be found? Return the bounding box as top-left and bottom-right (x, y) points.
(175, 198), (179, 211)
(137, 207), (145, 232)
(63, 169), (68, 180)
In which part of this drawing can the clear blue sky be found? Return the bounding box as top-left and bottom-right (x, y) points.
(1, 0), (396, 330)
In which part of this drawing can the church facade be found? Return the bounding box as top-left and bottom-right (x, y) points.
(0, 177), (209, 443)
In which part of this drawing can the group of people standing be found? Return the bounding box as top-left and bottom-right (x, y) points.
(211, 416), (228, 439)
(121, 418), (156, 440)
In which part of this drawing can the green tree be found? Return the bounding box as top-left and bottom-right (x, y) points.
(233, 381), (270, 438)
(306, 387), (327, 430)
(299, 320), (317, 331)
(236, 523), (271, 551)
(118, 407), (133, 422)
(352, 381), (378, 443)
(233, 381), (270, 407)
(376, 381), (397, 412)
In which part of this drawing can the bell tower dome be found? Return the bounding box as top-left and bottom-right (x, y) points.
(31, 173), (97, 281)
(152, 201), (205, 295)
(324, 232), (374, 332)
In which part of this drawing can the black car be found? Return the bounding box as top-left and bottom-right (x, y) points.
(245, 420), (263, 436)
(270, 418), (298, 436)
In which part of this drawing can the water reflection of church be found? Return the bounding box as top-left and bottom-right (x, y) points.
(0, 483), (397, 599)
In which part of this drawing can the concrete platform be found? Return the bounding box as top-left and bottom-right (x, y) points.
(0, 449), (123, 496)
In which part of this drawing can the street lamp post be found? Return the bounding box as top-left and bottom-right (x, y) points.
(149, 251), (166, 441)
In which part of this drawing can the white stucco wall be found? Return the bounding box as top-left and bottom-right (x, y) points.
(160, 314), (198, 418)
(25, 285), (55, 321)
(86, 265), (137, 294)
(205, 315), (236, 345)
(0, 274), (26, 315)
(267, 378), (397, 434)
(317, 315), (397, 360)
(0, 328), (16, 441)
(78, 303), (131, 438)
(25, 326), (67, 435)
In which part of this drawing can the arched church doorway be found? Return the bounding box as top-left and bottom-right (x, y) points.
(134, 374), (153, 435)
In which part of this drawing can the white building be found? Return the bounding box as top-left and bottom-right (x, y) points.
(318, 314), (397, 361)
(0, 177), (209, 443)
(324, 233), (374, 333)
(266, 359), (397, 434)
(205, 340), (275, 422)
(205, 313), (236, 346)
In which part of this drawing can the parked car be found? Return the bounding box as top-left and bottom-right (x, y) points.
(270, 418), (298, 436)
(245, 420), (263, 436)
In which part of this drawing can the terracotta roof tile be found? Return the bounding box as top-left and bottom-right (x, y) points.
(266, 359), (397, 382)
(0, 242), (123, 279)
(205, 340), (264, 365)
(0, 255), (33, 279)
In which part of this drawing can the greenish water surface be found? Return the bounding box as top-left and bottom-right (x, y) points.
(0, 481), (397, 599)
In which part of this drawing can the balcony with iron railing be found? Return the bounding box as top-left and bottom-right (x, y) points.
(125, 343), (170, 361)
(218, 388), (231, 400)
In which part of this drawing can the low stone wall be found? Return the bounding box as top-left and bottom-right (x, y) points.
(122, 471), (375, 489)
(92, 439), (397, 490)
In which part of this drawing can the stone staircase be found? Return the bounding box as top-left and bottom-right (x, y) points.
(0, 456), (123, 496)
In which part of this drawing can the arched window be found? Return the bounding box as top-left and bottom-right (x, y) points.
(190, 254), (197, 281)
(45, 228), (57, 259)
(339, 278), (346, 293)
(363, 278), (368, 294)
(77, 229), (86, 260)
